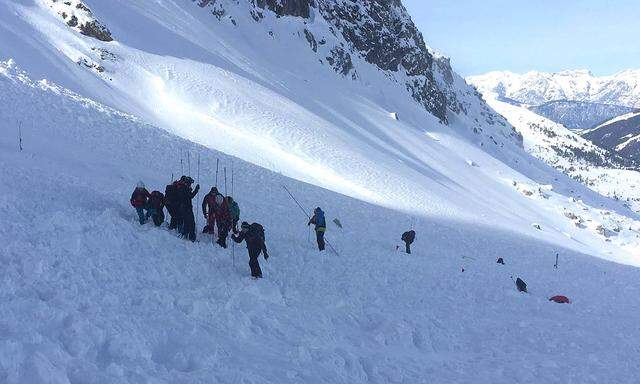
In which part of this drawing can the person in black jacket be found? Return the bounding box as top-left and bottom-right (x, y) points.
(232, 221), (269, 279)
(148, 190), (166, 227)
(177, 176), (200, 242)
(165, 180), (181, 230)
(401, 230), (416, 254)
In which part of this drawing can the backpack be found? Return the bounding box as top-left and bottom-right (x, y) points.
(515, 277), (527, 293)
(250, 222), (265, 243)
(150, 191), (164, 208)
(401, 230), (415, 243)
(315, 211), (326, 228)
(165, 183), (177, 203)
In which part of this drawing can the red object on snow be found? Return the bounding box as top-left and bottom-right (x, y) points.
(549, 295), (571, 304)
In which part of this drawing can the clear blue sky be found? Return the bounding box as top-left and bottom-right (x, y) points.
(402, 0), (640, 77)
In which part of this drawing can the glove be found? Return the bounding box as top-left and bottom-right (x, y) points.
(264, 252), (269, 260)
(204, 213), (208, 218)
(195, 184), (200, 192)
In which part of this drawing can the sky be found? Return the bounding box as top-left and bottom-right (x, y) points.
(402, 0), (640, 77)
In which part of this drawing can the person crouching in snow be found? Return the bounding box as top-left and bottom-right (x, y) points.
(308, 207), (326, 251)
(130, 181), (151, 225)
(232, 222), (269, 279)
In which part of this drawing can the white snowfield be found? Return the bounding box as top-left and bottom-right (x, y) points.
(0, 0), (640, 383)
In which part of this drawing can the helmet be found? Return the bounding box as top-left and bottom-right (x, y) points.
(315, 207), (322, 213)
(184, 176), (194, 185)
(136, 181), (145, 189)
(241, 221), (250, 232)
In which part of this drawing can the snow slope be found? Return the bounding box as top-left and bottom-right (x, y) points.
(1, 0), (523, 230)
(2, 0), (640, 382)
(3, 56), (640, 384)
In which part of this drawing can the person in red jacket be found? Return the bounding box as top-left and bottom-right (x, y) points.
(202, 187), (232, 248)
(130, 181), (151, 225)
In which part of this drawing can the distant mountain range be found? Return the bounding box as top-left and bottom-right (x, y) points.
(529, 100), (638, 130)
(468, 69), (640, 109)
(468, 70), (640, 132)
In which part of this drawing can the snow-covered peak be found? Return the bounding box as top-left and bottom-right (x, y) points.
(468, 69), (640, 108)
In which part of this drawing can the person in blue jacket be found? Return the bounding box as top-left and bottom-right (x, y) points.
(308, 207), (326, 251)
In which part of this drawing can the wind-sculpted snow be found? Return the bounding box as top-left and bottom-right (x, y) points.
(2, 59), (640, 384)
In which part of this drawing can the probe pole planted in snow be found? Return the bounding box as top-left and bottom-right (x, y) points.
(18, 120), (23, 151)
(281, 184), (340, 256)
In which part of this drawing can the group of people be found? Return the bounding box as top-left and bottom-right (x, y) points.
(131, 179), (418, 278)
(130, 176), (268, 278)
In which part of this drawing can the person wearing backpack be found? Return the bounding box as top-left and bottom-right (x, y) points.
(148, 190), (166, 227)
(130, 181), (151, 225)
(401, 230), (416, 254)
(202, 187), (231, 247)
(227, 196), (241, 234)
(177, 176), (200, 242)
(308, 207), (326, 251)
(165, 180), (181, 230)
(232, 221), (269, 279)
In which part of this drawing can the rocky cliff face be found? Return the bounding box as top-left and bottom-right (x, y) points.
(193, 0), (484, 126)
(48, 0), (113, 42)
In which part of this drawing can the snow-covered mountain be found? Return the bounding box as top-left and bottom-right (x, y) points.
(467, 75), (640, 213)
(3, 0), (640, 382)
(468, 69), (640, 109)
(583, 112), (640, 160)
(529, 100), (638, 130)
(1, 0), (521, 209)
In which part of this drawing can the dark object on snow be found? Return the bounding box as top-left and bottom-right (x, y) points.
(308, 207), (327, 251)
(401, 230), (415, 254)
(232, 222), (268, 278)
(549, 295), (570, 304)
(333, 218), (343, 229)
(515, 277), (527, 293)
(497, 257), (505, 265)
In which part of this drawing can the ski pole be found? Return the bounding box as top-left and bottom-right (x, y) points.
(188, 152), (191, 176)
(196, 153), (200, 229)
(224, 167), (227, 196)
(18, 120), (23, 151)
(215, 159), (219, 187)
(231, 161), (234, 196)
(554, 253), (559, 269)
